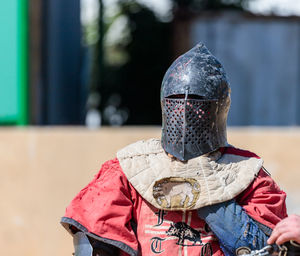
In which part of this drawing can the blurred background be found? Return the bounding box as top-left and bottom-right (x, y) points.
(1, 0), (300, 255)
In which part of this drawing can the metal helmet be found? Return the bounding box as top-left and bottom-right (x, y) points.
(161, 43), (231, 161)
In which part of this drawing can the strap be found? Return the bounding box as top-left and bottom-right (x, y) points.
(73, 232), (93, 256)
(197, 199), (269, 255)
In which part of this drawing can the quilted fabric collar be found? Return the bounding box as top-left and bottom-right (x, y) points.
(117, 138), (263, 211)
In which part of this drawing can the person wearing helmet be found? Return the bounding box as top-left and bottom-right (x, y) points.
(61, 43), (287, 256)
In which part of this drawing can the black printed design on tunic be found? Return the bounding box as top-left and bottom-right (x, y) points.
(154, 210), (167, 226)
(150, 237), (166, 254)
(204, 223), (211, 233)
(149, 212), (213, 255)
(166, 222), (203, 246)
(201, 242), (212, 256)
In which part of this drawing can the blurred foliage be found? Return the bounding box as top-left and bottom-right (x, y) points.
(87, 0), (249, 125)
(172, 0), (250, 10)
(98, 0), (172, 125)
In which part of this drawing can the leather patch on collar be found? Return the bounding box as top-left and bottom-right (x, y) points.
(153, 177), (200, 209)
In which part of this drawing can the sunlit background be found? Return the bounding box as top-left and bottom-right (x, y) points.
(1, 0), (300, 255)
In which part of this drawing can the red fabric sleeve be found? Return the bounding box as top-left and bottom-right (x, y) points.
(63, 158), (138, 254)
(236, 169), (288, 229)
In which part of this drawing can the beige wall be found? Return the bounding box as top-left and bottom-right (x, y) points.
(1, 127), (299, 256)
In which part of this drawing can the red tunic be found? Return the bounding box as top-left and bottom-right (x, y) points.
(62, 148), (287, 256)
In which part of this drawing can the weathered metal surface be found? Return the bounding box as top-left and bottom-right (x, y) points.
(161, 43), (230, 160)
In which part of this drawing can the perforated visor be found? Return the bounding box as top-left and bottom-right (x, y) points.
(161, 98), (219, 160)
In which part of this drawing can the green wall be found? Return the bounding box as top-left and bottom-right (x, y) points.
(0, 0), (27, 125)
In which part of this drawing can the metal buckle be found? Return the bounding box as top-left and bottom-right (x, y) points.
(290, 240), (300, 248)
(240, 245), (273, 256)
(278, 244), (288, 256)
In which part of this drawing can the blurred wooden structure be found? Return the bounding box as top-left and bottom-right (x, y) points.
(174, 11), (300, 125)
